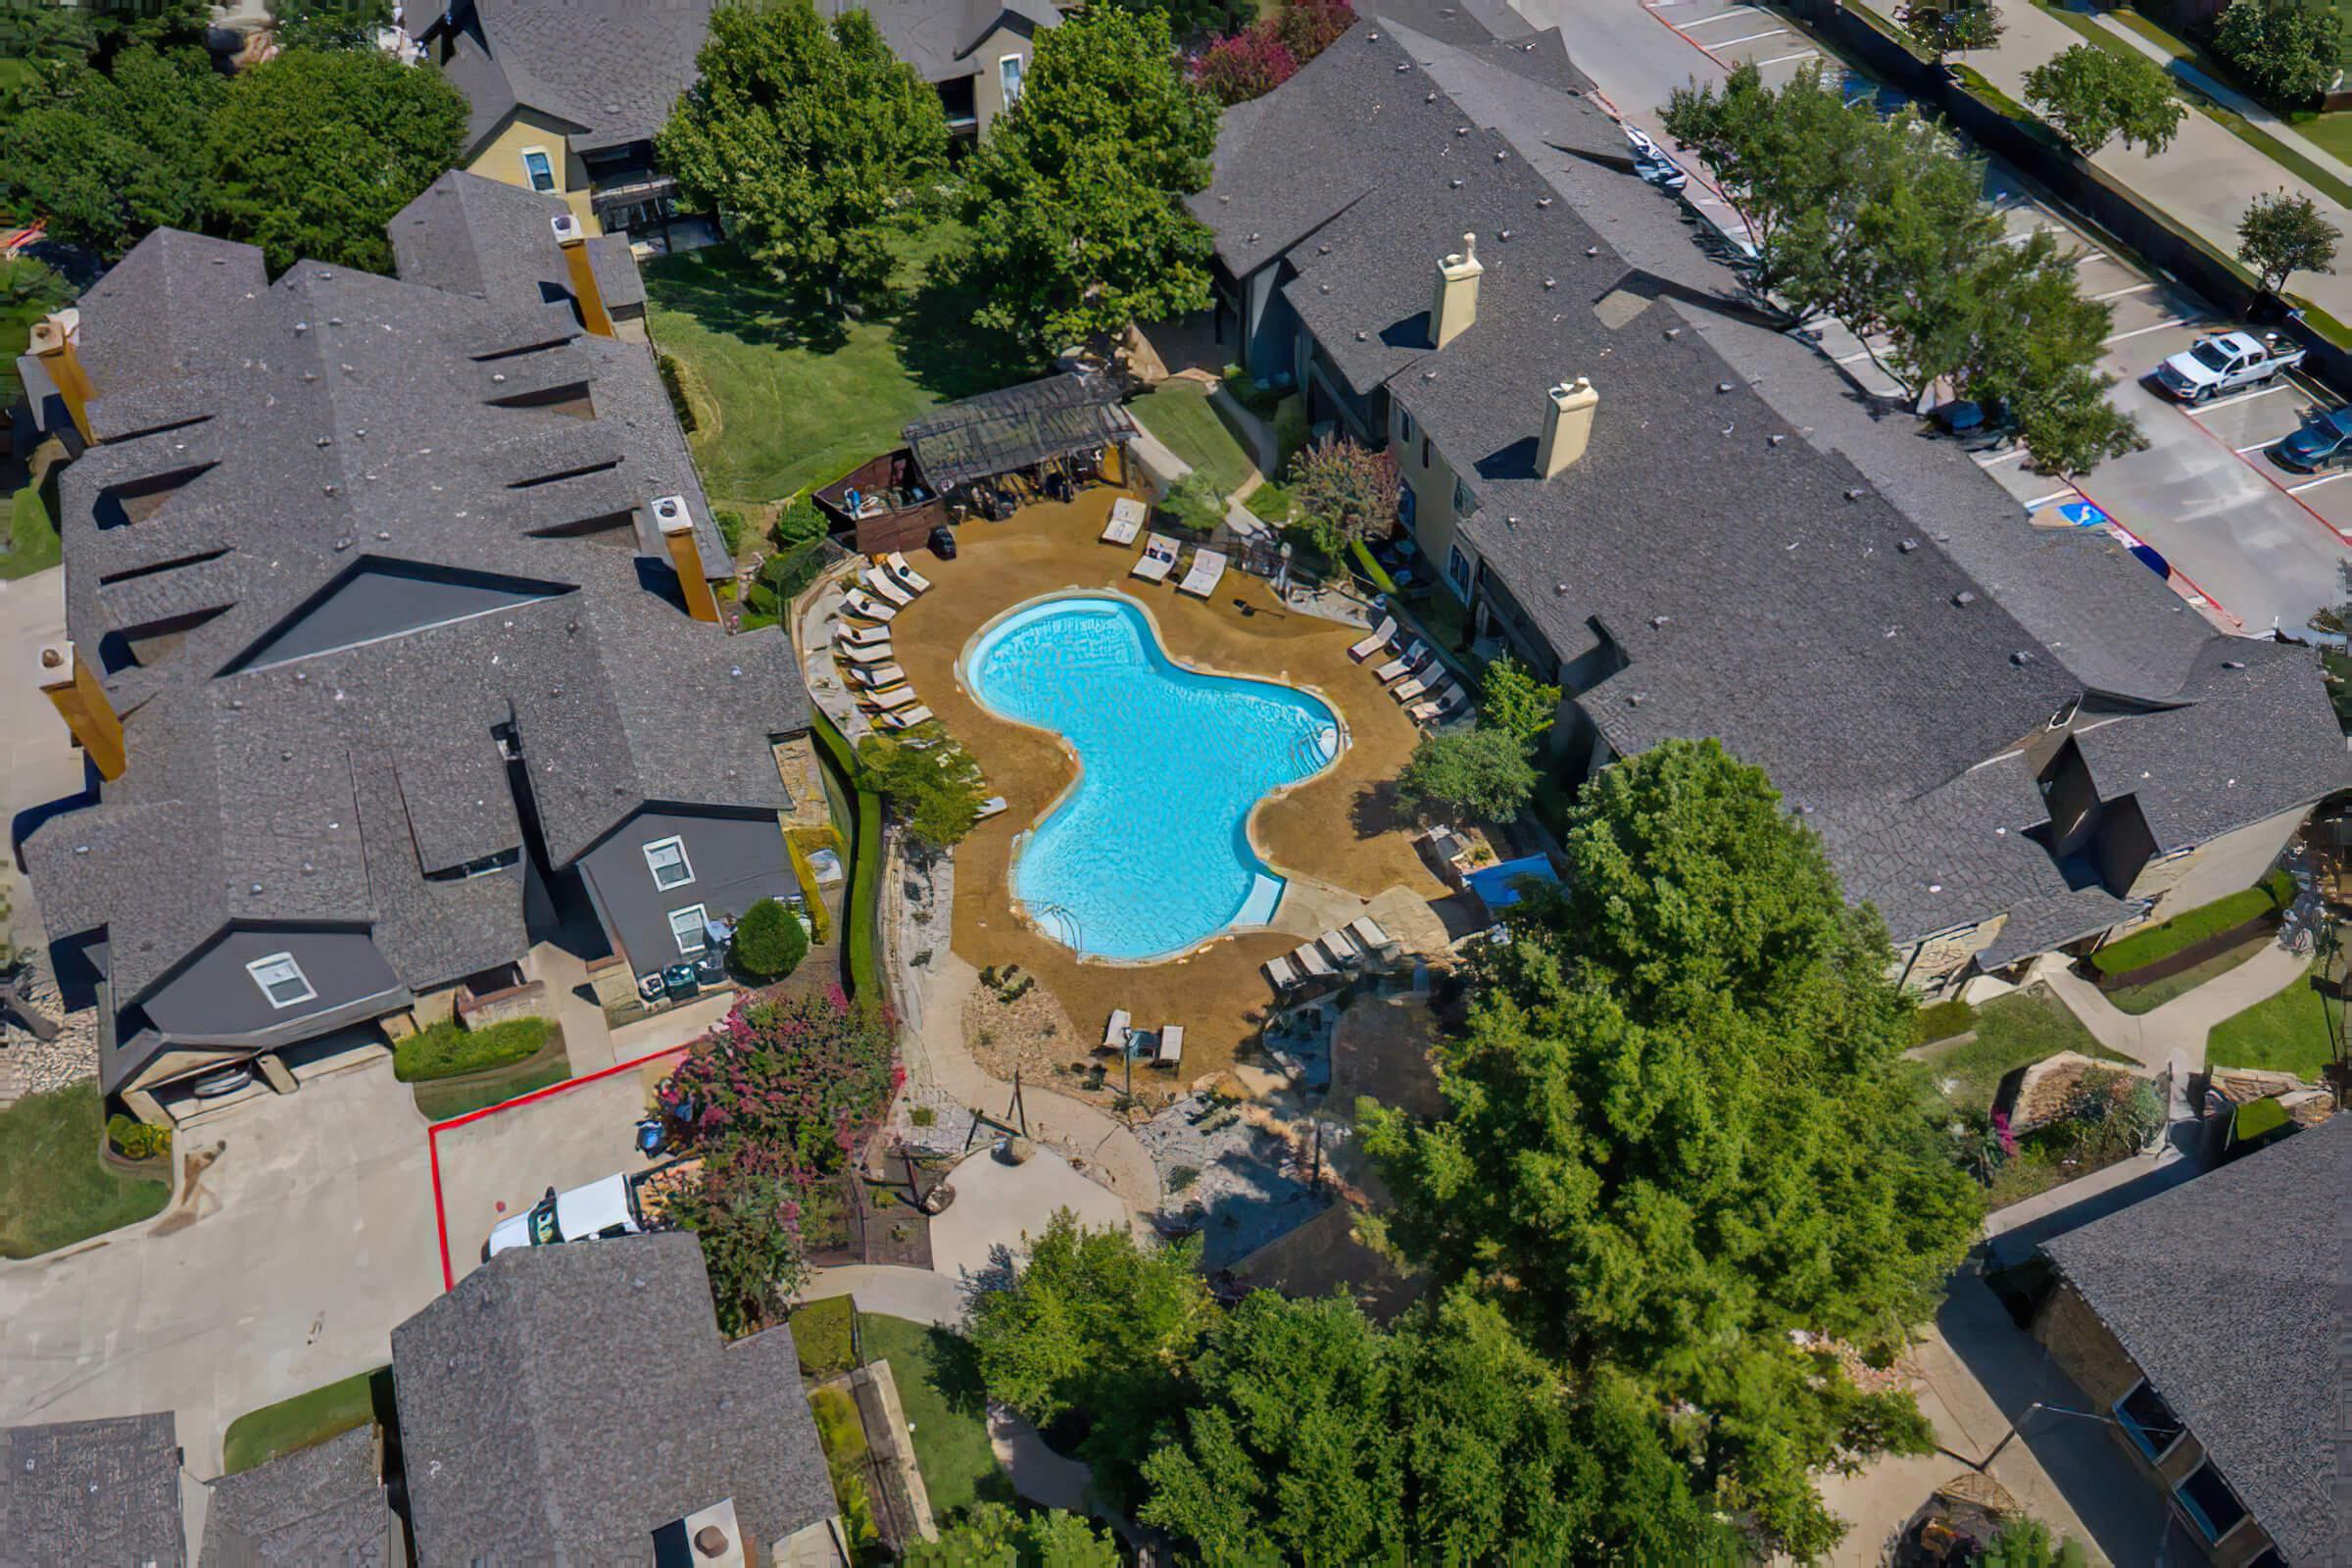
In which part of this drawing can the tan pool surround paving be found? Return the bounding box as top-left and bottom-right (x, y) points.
(878, 490), (1446, 1081)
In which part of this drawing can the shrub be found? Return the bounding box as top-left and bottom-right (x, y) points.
(1159, 470), (1227, 534)
(733, 897), (809, 980)
(1914, 998), (1977, 1045)
(1288, 435), (1399, 560)
(909, 1104), (937, 1127)
(1270, 392), (1309, 466)
(775, 492), (828, 546)
(2089, 873), (2293, 975)
(714, 508), (745, 558)
(790, 1295), (858, 1376)
(106, 1113), (172, 1161)
(1192, 29), (1297, 105)
(392, 1016), (552, 1082)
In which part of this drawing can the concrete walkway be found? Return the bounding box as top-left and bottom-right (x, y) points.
(2027, 939), (2310, 1072)
(797, 1262), (970, 1327)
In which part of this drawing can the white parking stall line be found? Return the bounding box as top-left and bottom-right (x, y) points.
(2287, 471), (2352, 494)
(2233, 440), (2276, 454)
(1711, 27), (1788, 45)
(2091, 281), (2159, 301)
(1752, 49), (1819, 67)
(1680, 5), (1765, 23)
(2189, 382), (2299, 415)
(2103, 318), (2190, 345)
(1973, 447), (2029, 466)
(2023, 489), (2079, 510)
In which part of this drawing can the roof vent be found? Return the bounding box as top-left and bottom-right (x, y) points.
(1664, 326), (1681, 338)
(1716, 381), (1734, 393)
(1952, 591), (1977, 607)
(1426, 91), (1436, 102)
(1498, 229), (1512, 241)
(1396, 62), (1409, 72)
(1768, 433), (1786, 446)
(1538, 196), (1553, 207)
(2223, 659), (2246, 669)
(2010, 650), (2035, 665)
(1494, 150), (1506, 162)
(550, 212), (585, 245)
(1898, 537), (1919, 553)
(1845, 488), (1866, 501)
(1449, 177), (1464, 188)
(1317, 243), (1331, 255)
(1585, 245), (1599, 257)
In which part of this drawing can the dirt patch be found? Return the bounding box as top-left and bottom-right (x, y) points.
(962, 971), (1187, 1114)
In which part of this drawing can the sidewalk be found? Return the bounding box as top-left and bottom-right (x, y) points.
(1954, 2), (2352, 321)
(2026, 938), (2310, 1072)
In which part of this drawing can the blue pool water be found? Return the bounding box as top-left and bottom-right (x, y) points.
(965, 594), (1341, 961)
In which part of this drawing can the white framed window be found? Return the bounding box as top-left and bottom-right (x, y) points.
(999, 54), (1025, 106)
(668, 904), (710, 956)
(246, 952), (317, 1009)
(642, 836), (694, 891)
(1446, 543), (1473, 594)
(519, 146), (557, 194)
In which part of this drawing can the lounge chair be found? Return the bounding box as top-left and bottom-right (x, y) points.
(837, 621), (892, 648)
(841, 640), (896, 664)
(1409, 686), (1470, 725)
(1103, 1008), (1132, 1054)
(862, 684), (921, 712)
(1264, 955), (1299, 994)
(1178, 547), (1228, 598)
(1348, 915), (1397, 956)
(877, 705), (934, 730)
(976, 796), (1008, 820)
(863, 567), (914, 608)
(842, 589), (899, 622)
(885, 552), (933, 595)
(1131, 532), (1180, 584)
(1319, 928), (1361, 967)
(847, 662), (906, 689)
(1374, 641), (1431, 684)
(1155, 1025), (1184, 1067)
(1292, 943), (1336, 982)
(1392, 671), (1449, 705)
(1348, 616), (1398, 662)
(1102, 497), (1146, 546)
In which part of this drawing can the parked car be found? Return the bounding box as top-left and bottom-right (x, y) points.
(2269, 407), (2352, 472)
(2152, 331), (2304, 402)
(484, 1157), (702, 1258)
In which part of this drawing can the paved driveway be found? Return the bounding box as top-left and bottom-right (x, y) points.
(0, 1057), (442, 1476)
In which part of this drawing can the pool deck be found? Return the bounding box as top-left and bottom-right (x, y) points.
(880, 488), (1450, 1084)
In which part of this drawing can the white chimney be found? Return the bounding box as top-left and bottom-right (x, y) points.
(1538, 378), (1598, 478)
(1431, 232), (1483, 350)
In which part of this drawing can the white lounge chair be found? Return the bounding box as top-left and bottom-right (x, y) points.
(877, 705), (934, 730)
(841, 640), (896, 664)
(842, 589), (899, 622)
(1348, 915), (1397, 956)
(1319, 928), (1361, 967)
(1348, 616), (1398, 662)
(1155, 1025), (1184, 1067)
(1132, 532), (1180, 584)
(847, 662), (905, 688)
(1375, 641), (1430, 684)
(863, 567), (914, 608)
(976, 796), (1008, 820)
(886, 552), (932, 594)
(837, 621), (892, 648)
(1178, 547), (1228, 598)
(1103, 1008), (1132, 1054)
(1293, 943), (1336, 981)
(1102, 497), (1146, 545)
(1409, 685), (1470, 725)
(1264, 955), (1299, 994)
(1392, 671), (1448, 704)
(862, 684), (921, 712)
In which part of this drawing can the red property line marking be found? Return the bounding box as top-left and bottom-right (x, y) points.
(2067, 477), (2247, 634)
(2171, 393), (2352, 551)
(426, 1042), (694, 1291)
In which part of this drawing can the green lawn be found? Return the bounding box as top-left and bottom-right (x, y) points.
(220, 1367), (393, 1475)
(393, 1015), (553, 1083)
(2206, 959), (2341, 1077)
(857, 1312), (1010, 1522)
(409, 1035), (572, 1123)
(2089, 870), (2293, 976)
(1128, 381), (1258, 497)
(1915, 986), (2132, 1110)
(2104, 933), (2269, 1015)
(0, 1082), (171, 1259)
(3, 485), (61, 580)
(641, 220), (1032, 510)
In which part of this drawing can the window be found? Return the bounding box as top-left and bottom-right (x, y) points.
(1446, 543), (1473, 594)
(999, 54), (1025, 107)
(642, 836), (694, 891)
(1397, 480), (1418, 535)
(1420, 436), (1432, 468)
(1453, 477), (1472, 514)
(2174, 1461), (2249, 1544)
(245, 953), (317, 1009)
(520, 147), (557, 194)
(1399, 408), (1416, 445)
(668, 904), (710, 956)
(2114, 1381), (2184, 1463)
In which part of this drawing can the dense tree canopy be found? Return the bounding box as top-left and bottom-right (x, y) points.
(957, 8), (1219, 350)
(1285, 436), (1397, 561)
(1476, 654), (1559, 746)
(208, 48), (469, 274)
(1897, 0), (2002, 64)
(2024, 43), (2184, 156)
(660, 0), (949, 302)
(2214, 0), (2341, 107)
(2238, 187), (2341, 295)
(1360, 739), (1977, 1556)
(0, 43), (223, 259)
(901, 1503), (1120, 1567)
(858, 730), (990, 852)
(1395, 724), (1539, 824)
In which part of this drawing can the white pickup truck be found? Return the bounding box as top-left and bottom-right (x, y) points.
(2152, 331), (2305, 402)
(484, 1157), (700, 1258)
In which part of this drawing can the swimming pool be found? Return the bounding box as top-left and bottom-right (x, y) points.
(964, 594), (1342, 962)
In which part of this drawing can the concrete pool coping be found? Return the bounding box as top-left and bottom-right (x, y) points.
(953, 587), (1354, 969)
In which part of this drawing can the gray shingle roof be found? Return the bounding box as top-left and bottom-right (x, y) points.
(389, 1234), (836, 1566)
(813, 0), (1059, 81)
(431, 0), (716, 157)
(2040, 1116), (2348, 1565)
(20, 173), (805, 1083)
(199, 1425), (398, 1568)
(0, 1413), (185, 1568)
(1199, 22), (2346, 948)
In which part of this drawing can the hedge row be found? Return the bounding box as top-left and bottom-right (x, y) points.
(809, 711), (884, 1002)
(2089, 869), (2296, 975)
(393, 1015), (553, 1083)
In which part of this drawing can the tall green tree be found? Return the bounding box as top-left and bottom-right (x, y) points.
(2238, 187), (2341, 295)
(1898, 0), (2003, 66)
(957, 7), (1219, 351)
(2024, 44), (2185, 156)
(0, 43), (223, 259)
(1395, 724), (1539, 824)
(2214, 0), (2341, 107)
(901, 1503), (1120, 1567)
(1360, 739), (1976, 1558)
(1478, 656), (1561, 746)
(208, 48), (466, 273)
(967, 1210), (1216, 1494)
(271, 0), (396, 52)
(1285, 435), (1398, 562)
(660, 0), (949, 303)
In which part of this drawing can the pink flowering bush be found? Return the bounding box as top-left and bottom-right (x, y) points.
(1190, 1), (1351, 105)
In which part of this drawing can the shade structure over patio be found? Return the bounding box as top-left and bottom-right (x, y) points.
(904, 372), (1140, 491)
